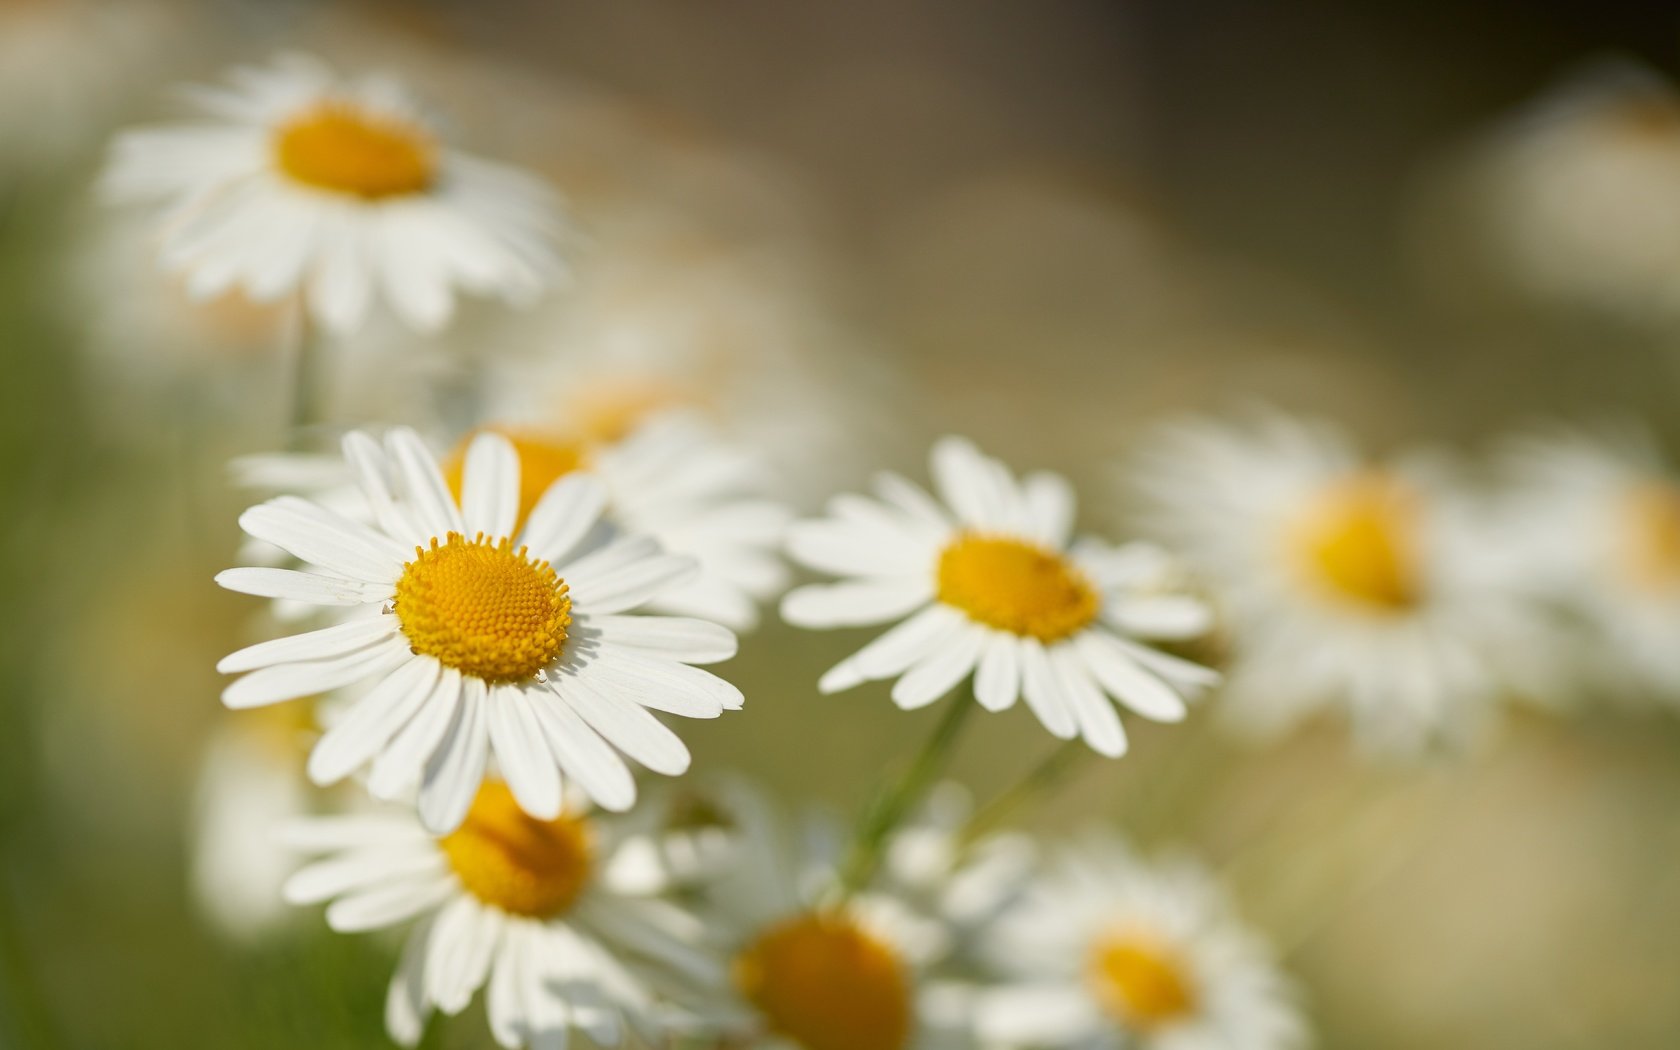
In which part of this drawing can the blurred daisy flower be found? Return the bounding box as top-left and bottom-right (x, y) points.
(215, 427), (742, 834)
(1499, 425), (1680, 701)
(783, 437), (1218, 756)
(284, 780), (718, 1049)
(1130, 412), (1555, 753)
(973, 837), (1305, 1050)
(103, 53), (565, 335)
(694, 780), (975, 1050)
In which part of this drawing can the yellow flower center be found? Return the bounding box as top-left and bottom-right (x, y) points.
(274, 102), (436, 200)
(1088, 932), (1197, 1032)
(732, 912), (913, 1050)
(937, 532), (1100, 641)
(443, 428), (591, 535)
(1288, 473), (1421, 612)
(441, 782), (594, 919)
(1622, 481), (1680, 591)
(393, 532), (570, 683)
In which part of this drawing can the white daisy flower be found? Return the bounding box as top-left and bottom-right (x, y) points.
(215, 426), (742, 834)
(1499, 425), (1680, 701)
(103, 53), (565, 335)
(694, 780), (966, 1050)
(284, 780), (719, 1049)
(1130, 412), (1554, 753)
(782, 437), (1218, 757)
(974, 837), (1306, 1050)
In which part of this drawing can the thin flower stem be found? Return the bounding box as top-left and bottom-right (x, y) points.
(837, 693), (976, 897)
(958, 737), (1088, 847)
(287, 297), (322, 449)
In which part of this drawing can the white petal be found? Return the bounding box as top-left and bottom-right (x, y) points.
(369, 667), (464, 799)
(238, 497), (407, 582)
(520, 473), (608, 565)
(532, 687), (637, 811)
(386, 917), (436, 1048)
(487, 687), (563, 820)
(1105, 595), (1213, 640)
(217, 616), (395, 673)
(567, 554), (699, 615)
(418, 677), (490, 834)
(326, 876), (453, 933)
(343, 430), (420, 542)
(1022, 471), (1076, 549)
(1074, 632), (1190, 723)
(781, 578), (934, 628)
(973, 632), (1021, 712)
(386, 427), (465, 542)
(222, 640), (410, 709)
(561, 678), (691, 775)
(284, 848), (444, 905)
(931, 435), (1007, 527)
(425, 896), (504, 1015)
(215, 567), (389, 605)
(1050, 643), (1127, 757)
(816, 604), (962, 694)
(1018, 639), (1078, 739)
(461, 432), (520, 540)
(574, 650), (743, 716)
(308, 657), (440, 785)
(578, 615), (737, 664)
(890, 625), (985, 710)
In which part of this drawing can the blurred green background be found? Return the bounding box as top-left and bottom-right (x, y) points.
(5, 2), (1680, 1047)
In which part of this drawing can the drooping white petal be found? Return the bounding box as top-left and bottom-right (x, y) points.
(369, 667), (464, 800)
(307, 656), (440, 785)
(418, 677), (490, 834)
(1050, 643), (1127, 757)
(973, 631), (1022, 712)
(1074, 631), (1191, 723)
(890, 624), (986, 710)
(561, 678), (691, 776)
(486, 686), (563, 820)
(1018, 638), (1079, 739)
(532, 686), (637, 811)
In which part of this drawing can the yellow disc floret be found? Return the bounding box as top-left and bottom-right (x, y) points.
(1088, 931), (1197, 1031)
(274, 101), (436, 199)
(394, 532), (570, 683)
(1622, 481), (1680, 591)
(443, 428), (589, 535)
(937, 532), (1100, 642)
(1288, 473), (1421, 612)
(441, 782), (594, 919)
(733, 911), (913, 1050)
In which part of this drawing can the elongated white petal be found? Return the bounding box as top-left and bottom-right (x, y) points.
(891, 625), (985, 710)
(418, 677), (489, 834)
(343, 430), (420, 543)
(532, 687), (637, 811)
(1051, 643), (1127, 756)
(781, 578), (933, 629)
(567, 554), (698, 615)
(578, 615), (736, 664)
(561, 679), (691, 775)
(1106, 595), (1214, 640)
(386, 916), (436, 1048)
(816, 604), (961, 694)
(1018, 638), (1078, 739)
(521, 473), (607, 565)
(217, 616), (395, 673)
(576, 650), (743, 715)
(308, 657), (440, 785)
(222, 640), (409, 709)
(215, 567), (387, 605)
(425, 896), (503, 1015)
(326, 876), (454, 933)
(974, 631), (1021, 712)
(284, 848), (444, 905)
(387, 427), (465, 542)
(1075, 632), (1190, 723)
(486, 686), (563, 819)
(461, 432), (520, 541)
(369, 667), (463, 799)
(239, 497), (408, 583)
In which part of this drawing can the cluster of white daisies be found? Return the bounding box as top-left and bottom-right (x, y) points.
(100, 54), (1680, 1050)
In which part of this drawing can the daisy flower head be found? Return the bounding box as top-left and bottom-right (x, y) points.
(215, 426), (743, 834)
(974, 836), (1306, 1050)
(284, 779), (719, 1049)
(103, 53), (565, 336)
(782, 437), (1219, 756)
(1499, 424), (1680, 701)
(1130, 411), (1556, 754)
(693, 780), (963, 1050)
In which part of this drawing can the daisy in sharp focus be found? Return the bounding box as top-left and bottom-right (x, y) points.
(285, 779), (720, 1049)
(973, 836), (1306, 1050)
(215, 426), (742, 834)
(1499, 425), (1680, 701)
(103, 53), (565, 335)
(1129, 411), (1558, 754)
(782, 437), (1218, 756)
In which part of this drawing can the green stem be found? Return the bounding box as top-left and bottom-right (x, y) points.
(958, 737), (1088, 847)
(287, 298), (322, 449)
(837, 694), (976, 896)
